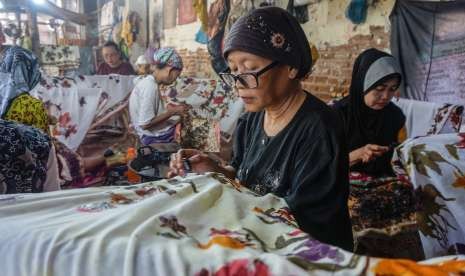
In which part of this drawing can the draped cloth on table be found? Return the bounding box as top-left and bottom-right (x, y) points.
(1, 173), (465, 275)
(394, 133), (465, 258)
(30, 75), (135, 151)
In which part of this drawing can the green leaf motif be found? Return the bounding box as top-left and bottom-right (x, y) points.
(408, 144), (449, 176)
(428, 151), (446, 163)
(274, 235), (308, 250)
(445, 144), (459, 160)
(421, 154), (442, 176)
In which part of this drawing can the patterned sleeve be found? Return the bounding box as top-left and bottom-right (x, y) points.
(31, 99), (50, 135)
(3, 94), (50, 134)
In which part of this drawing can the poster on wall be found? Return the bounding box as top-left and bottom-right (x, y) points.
(390, 0), (465, 104)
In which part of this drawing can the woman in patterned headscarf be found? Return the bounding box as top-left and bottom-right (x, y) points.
(0, 46), (107, 190)
(169, 7), (353, 251)
(0, 46), (49, 133)
(129, 47), (190, 145)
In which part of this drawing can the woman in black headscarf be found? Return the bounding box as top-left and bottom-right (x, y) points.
(334, 48), (405, 176)
(332, 49), (424, 259)
(169, 6), (353, 251)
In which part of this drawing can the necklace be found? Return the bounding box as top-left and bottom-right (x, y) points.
(264, 90), (305, 136)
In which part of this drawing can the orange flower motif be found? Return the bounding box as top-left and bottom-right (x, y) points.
(373, 259), (465, 276)
(453, 172), (465, 189)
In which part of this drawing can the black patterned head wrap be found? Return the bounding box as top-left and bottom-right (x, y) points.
(223, 6), (312, 79)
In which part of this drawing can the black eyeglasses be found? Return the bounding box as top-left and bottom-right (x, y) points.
(219, 61), (279, 89)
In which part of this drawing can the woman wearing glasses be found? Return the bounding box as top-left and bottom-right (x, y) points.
(169, 7), (354, 251)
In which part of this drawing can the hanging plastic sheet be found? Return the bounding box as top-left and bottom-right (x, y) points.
(390, 0), (465, 103)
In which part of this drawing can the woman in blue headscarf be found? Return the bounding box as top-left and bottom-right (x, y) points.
(0, 46), (49, 133)
(0, 46), (106, 191)
(129, 47), (190, 145)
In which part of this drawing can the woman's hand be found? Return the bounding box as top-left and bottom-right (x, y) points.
(350, 144), (389, 166)
(168, 149), (220, 177)
(167, 103), (190, 116)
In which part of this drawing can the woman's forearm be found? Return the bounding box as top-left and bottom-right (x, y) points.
(141, 111), (175, 130)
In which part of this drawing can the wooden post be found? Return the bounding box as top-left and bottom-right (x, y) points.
(26, 5), (40, 56)
(15, 10), (21, 37)
(145, 0), (149, 48)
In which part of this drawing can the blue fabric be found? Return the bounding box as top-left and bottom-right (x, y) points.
(0, 46), (41, 117)
(195, 29), (208, 44)
(345, 0), (367, 24)
(141, 126), (176, 145)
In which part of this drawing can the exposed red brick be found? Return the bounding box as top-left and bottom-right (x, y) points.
(314, 76), (328, 83)
(303, 26), (389, 102)
(174, 26), (388, 103)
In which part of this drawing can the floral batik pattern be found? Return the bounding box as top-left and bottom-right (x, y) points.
(31, 75), (134, 150)
(0, 172), (465, 275)
(394, 133), (465, 257)
(0, 120), (51, 194)
(40, 45), (80, 75)
(348, 172), (423, 260)
(160, 76), (244, 151)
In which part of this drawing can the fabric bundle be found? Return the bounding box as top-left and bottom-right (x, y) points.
(345, 0), (368, 24)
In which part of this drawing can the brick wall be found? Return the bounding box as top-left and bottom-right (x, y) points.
(177, 48), (215, 79)
(175, 26), (389, 102)
(303, 26), (390, 102)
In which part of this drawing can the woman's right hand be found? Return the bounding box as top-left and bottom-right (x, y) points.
(168, 149), (220, 178)
(350, 144), (389, 165)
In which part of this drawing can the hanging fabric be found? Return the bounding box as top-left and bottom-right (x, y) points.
(120, 12), (141, 49)
(193, 0), (209, 32)
(195, 28), (209, 44)
(345, 0), (368, 24)
(224, 0), (255, 38)
(286, 0), (309, 24)
(207, 0), (231, 75)
(178, 0), (198, 25)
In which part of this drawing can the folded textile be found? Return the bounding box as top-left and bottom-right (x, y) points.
(1, 173), (465, 275)
(393, 98), (464, 138)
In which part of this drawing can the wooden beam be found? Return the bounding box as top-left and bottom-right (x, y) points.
(2, 0), (90, 25)
(35, 1), (90, 25)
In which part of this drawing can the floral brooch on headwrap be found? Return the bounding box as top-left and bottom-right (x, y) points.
(246, 15), (292, 52)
